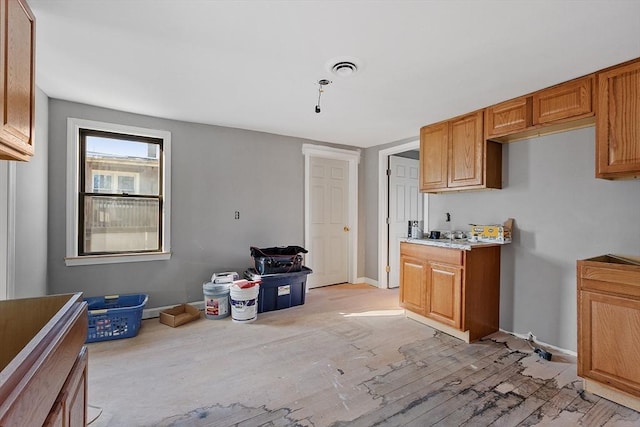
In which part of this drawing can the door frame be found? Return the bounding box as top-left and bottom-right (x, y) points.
(302, 144), (360, 285)
(0, 162), (16, 300)
(378, 139), (427, 289)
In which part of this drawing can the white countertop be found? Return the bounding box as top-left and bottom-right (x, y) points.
(402, 238), (509, 251)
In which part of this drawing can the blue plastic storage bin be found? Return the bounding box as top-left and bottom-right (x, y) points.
(84, 293), (148, 343)
(246, 267), (312, 313)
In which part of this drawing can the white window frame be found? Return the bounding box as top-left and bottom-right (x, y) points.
(65, 118), (171, 266)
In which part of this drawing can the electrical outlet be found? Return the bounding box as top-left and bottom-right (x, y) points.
(234, 211), (240, 220)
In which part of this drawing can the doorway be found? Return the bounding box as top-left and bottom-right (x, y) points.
(377, 140), (427, 289)
(388, 154), (422, 288)
(0, 161), (15, 300)
(303, 144), (360, 288)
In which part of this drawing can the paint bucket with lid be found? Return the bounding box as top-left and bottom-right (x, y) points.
(230, 280), (260, 323)
(202, 282), (230, 319)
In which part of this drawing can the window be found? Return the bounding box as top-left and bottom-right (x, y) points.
(66, 119), (171, 266)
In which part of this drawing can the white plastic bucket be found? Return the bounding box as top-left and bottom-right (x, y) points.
(203, 282), (230, 320)
(230, 282), (260, 323)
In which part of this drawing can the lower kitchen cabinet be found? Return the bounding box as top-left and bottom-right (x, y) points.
(400, 241), (501, 342)
(426, 262), (462, 329)
(44, 347), (88, 427)
(399, 252), (427, 314)
(0, 293), (88, 426)
(578, 255), (640, 411)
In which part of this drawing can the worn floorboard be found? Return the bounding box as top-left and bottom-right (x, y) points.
(86, 283), (639, 427)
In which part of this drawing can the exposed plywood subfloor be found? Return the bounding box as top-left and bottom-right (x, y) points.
(86, 283), (640, 426)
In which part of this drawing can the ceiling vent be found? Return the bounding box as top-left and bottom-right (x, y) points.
(331, 61), (358, 77)
(326, 56), (363, 77)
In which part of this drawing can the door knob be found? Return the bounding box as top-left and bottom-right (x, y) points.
(344, 226), (350, 232)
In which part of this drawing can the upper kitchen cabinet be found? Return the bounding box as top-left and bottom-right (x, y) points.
(533, 75), (594, 125)
(486, 76), (595, 143)
(0, 0), (36, 161)
(596, 58), (640, 179)
(486, 96), (532, 139)
(420, 111), (502, 193)
(419, 122), (448, 191)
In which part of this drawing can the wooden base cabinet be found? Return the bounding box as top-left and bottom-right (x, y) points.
(578, 255), (640, 411)
(400, 242), (501, 342)
(0, 293), (88, 426)
(44, 347), (88, 427)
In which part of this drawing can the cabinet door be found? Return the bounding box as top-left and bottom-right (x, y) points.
(486, 97), (532, 138)
(43, 347), (88, 427)
(419, 122), (448, 191)
(533, 76), (593, 125)
(596, 59), (640, 179)
(66, 347), (87, 427)
(43, 400), (65, 427)
(0, 0), (36, 161)
(426, 262), (462, 329)
(578, 290), (640, 397)
(399, 255), (426, 315)
(448, 111), (484, 188)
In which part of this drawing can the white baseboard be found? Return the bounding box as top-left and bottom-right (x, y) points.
(501, 329), (577, 357)
(143, 300), (204, 319)
(358, 277), (379, 287)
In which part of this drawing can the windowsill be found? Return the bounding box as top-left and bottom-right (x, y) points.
(64, 251), (171, 266)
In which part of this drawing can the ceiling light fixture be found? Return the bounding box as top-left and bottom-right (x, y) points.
(315, 79), (331, 114)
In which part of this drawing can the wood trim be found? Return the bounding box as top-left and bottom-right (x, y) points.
(584, 379), (640, 413)
(405, 309), (471, 343)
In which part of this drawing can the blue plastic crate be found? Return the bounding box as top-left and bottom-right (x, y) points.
(245, 267), (312, 313)
(84, 294), (148, 343)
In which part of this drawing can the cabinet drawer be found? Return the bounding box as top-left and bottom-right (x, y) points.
(579, 259), (640, 298)
(400, 242), (463, 266)
(533, 76), (593, 125)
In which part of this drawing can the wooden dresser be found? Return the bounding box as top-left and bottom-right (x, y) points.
(0, 293), (88, 426)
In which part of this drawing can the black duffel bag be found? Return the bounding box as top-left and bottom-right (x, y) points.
(250, 246), (308, 275)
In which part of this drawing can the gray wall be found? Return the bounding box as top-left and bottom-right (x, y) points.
(362, 138), (421, 281)
(13, 87), (49, 298)
(47, 100), (354, 307)
(426, 127), (640, 351)
(393, 150), (419, 160)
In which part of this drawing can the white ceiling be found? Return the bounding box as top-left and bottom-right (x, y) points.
(29, 1), (640, 148)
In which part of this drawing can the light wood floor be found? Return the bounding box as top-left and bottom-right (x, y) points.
(87, 283), (639, 426)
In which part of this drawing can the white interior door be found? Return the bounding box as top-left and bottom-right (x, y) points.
(307, 157), (349, 288)
(388, 155), (421, 288)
